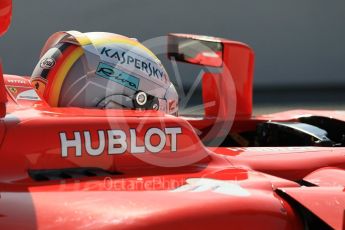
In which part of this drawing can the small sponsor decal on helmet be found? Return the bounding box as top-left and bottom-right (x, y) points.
(31, 77), (47, 96)
(40, 58), (56, 69)
(96, 62), (140, 91)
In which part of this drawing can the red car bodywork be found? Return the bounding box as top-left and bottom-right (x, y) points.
(0, 2), (344, 229)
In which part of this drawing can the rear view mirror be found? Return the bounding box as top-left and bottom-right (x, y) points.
(0, 0), (12, 36)
(168, 34), (223, 67)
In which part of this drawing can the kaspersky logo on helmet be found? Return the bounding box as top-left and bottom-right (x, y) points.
(98, 46), (168, 85)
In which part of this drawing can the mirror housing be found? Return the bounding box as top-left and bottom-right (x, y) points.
(0, 0), (12, 36)
(167, 33), (255, 119)
(168, 34), (223, 67)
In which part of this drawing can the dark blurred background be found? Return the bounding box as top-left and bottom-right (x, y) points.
(1, 0), (345, 114)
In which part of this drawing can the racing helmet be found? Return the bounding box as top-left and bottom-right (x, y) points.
(31, 31), (178, 114)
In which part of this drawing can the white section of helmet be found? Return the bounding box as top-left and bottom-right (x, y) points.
(31, 31), (179, 115)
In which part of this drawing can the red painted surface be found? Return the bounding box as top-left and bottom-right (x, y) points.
(304, 167), (345, 187)
(0, 0), (11, 36)
(0, 64), (7, 117)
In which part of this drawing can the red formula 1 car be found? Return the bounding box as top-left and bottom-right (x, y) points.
(0, 1), (344, 229)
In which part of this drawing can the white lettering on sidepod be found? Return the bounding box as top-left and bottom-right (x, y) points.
(60, 127), (182, 157)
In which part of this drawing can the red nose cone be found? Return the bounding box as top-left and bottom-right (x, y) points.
(0, 0), (12, 36)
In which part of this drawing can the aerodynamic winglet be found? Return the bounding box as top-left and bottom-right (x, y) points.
(277, 186), (345, 229)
